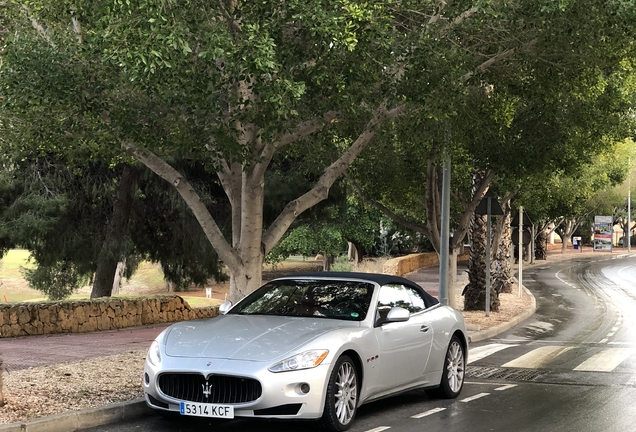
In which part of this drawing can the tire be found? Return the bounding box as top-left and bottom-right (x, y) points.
(320, 355), (358, 431)
(427, 335), (465, 399)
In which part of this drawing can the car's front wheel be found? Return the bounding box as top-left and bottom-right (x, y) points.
(428, 335), (465, 399)
(320, 355), (358, 431)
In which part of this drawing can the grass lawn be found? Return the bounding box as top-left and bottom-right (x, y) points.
(0, 250), (220, 305)
(0, 250), (331, 306)
(0, 249), (35, 278)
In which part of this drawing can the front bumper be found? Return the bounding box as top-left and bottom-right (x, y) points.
(143, 355), (332, 419)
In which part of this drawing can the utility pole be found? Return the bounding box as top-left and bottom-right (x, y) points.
(439, 157), (451, 306)
(518, 206), (523, 298)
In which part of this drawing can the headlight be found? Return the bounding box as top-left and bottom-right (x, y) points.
(147, 340), (162, 366)
(268, 350), (329, 373)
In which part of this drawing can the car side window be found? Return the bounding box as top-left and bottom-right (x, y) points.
(377, 284), (427, 318)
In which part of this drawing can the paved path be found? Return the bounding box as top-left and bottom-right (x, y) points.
(0, 323), (169, 372)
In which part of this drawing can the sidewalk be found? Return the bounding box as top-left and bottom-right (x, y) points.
(0, 246), (628, 431)
(0, 324), (170, 372)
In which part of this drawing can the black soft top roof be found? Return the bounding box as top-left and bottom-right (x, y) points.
(275, 271), (440, 308)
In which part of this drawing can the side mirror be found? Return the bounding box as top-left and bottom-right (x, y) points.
(219, 300), (233, 315)
(385, 306), (410, 323)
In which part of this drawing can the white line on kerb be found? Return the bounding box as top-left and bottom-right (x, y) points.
(411, 407), (447, 418)
(461, 393), (490, 402)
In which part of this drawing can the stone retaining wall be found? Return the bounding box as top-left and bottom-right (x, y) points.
(0, 295), (218, 338)
(383, 252), (469, 276)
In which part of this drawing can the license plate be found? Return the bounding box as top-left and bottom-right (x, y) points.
(179, 401), (234, 418)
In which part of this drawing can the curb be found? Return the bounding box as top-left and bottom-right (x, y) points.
(0, 399), (151, 432)
(467, 284), (537, 343)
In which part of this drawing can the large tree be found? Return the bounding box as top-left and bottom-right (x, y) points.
(3, 0), (636, 302)
(0, 151), (227, 299)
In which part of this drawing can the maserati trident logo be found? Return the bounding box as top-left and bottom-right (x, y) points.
(202, 381), (213, 398)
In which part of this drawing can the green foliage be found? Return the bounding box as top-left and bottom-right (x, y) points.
(22, 260), (90, 301)
(268, 225), (345, 261)
(330, 255), (353, 272)
(517, 139), (634, 224)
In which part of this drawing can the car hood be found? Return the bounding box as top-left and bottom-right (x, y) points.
(164, 315), (357, 362)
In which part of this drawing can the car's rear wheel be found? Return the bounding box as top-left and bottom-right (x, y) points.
(427, 335), (465, 399)
(320, 355), (358, 431)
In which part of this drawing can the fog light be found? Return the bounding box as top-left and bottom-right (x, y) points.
(144, 373), (150, 385)
(300, 383), (310, 394)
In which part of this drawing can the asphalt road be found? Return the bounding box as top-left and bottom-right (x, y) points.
(80, 253), (636, 432)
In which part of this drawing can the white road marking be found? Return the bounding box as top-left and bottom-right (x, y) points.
(461, 393), (490, 402)
(573, 348), (635, 372)
(468, 343), (519, 364)
(495, 384), (518, 391)
(411, 407), (446, 418)
(502, 346), (573, 368)
(365, 427), (391, 432)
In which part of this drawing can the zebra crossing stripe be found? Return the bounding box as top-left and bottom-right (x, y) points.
(502, 346), (573, 369)
(468, 343), (518, 364)
(573, 348), (635, 372)
(495, 384), (517, 391)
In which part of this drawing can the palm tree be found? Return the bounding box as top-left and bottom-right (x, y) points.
(463, 171), (500, 311)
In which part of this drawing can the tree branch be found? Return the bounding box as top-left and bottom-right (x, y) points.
(218, 0), (241, 35)
(261, 104), (407, 253)
(272, 111), (340, 150)
(345, 172), (432, 238)
(451, 170), (496, 249)
(462, 39), (538, 81)
(71, 17), (82, 43)
(122, 141), (241, 269)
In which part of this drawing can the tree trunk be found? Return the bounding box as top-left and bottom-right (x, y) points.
(348, 241), (362, 263)
(90, 165), (138, 298)
(493, 209), (514, 294)
(0, 354), (4, 407)
(229, 259), (263, 302)
(111, 261), (126, 295)
(463, 172), (499, 312)
(448, 247), (459, 309)
(323, 254), (334, 271)
(535, 229), (548, 260)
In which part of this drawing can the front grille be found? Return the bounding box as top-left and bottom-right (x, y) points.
(158, 373), (262, 404)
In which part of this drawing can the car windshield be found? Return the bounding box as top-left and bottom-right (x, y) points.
(228, 279), (375, 321)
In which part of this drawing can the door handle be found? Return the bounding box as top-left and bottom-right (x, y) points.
(420, 325), (429, 333)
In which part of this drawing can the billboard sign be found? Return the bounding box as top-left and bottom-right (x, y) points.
(593, 216), (613, 252)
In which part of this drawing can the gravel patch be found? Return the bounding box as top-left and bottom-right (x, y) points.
(0, 351), (146, 424)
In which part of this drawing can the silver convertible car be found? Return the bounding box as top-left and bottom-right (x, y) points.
(143, 272), (468, 431)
